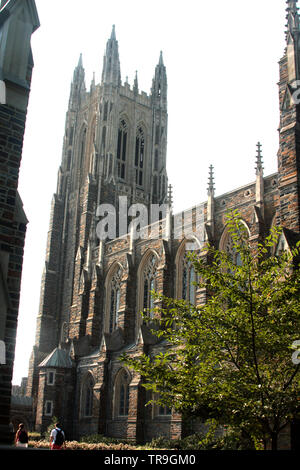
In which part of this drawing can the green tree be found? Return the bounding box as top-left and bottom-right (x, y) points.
(120, 212), (300, 450)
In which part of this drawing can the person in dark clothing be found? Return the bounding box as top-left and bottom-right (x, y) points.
(15, 423), (29, 448)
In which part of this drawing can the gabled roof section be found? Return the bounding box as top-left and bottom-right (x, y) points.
(275, 227), (300, 256)
(38, 347), (74, 369)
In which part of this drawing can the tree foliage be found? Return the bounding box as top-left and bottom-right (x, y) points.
(120, 211), (300, 449)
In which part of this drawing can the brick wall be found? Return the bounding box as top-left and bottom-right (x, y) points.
(0, 103), (28, 443)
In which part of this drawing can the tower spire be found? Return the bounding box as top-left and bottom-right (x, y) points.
(151, 51), (167, 110)
(69, 54), (86, 110)
(111, 24), (116, 40)
(101, 25), (121, 86)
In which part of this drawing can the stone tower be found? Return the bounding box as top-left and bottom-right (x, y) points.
(26, 26), (168, 433)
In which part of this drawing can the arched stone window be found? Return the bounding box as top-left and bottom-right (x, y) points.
(135, 127), (145, 187)
(79, 126), (87, 168)
(114, 369), (130, 417)
(81, 373), (94, 418)
(219, 222), (250, 266)
(105, 264), (123, 334)
(176, 240), (200, 304)
(142, 254), (158, 314)
(117, 119), (128, 180)
(181, 253), (196, 303)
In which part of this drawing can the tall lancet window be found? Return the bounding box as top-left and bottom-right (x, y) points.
(117, 119), (128, 180)
(143, 254), (158, 317)
(107, 266), (122, 334)
(80, 127), (87, 168)
(114, 370), (130, 417)
(224, 234), (242, 266)
(181, 253), (196, 304)
(81, 374), (94, 418)
(219, 226), (248, 267)
(135, 127), (145, 187)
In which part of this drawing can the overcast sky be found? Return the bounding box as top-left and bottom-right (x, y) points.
(13, 0), (288, 384)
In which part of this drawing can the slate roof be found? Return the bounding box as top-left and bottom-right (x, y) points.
(38, 347), (73, 369)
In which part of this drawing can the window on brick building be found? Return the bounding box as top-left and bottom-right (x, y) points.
(142, 254), (158, 318)
(81, 374), (94, 418)
(105, 264), (123, 334)
(79, 126), (87, 168)
(47, 370), (55, 386)
(219, 222), (250, 266)
(182, 256), (196, 304)
(152, 393), (172, 418)
(135, 127), (145, 187)
(117, 119), (128, 180)
(176, 241), (199, 304)
(109, 287), (120, 334)
(45, 400), (53, 416)
(158, 404), (172, 416)
(114, 369), (130, 417)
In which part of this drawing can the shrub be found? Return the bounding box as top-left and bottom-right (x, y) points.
(79, 434), (130, 445)
(28, 432), (42, 442)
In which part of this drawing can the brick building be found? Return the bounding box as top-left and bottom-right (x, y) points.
(26, 1), (300, 446)
(0, 0), (39, 444)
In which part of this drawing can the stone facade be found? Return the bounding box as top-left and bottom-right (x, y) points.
(27, 2), (300, 447)
(0, 0), (39, 444)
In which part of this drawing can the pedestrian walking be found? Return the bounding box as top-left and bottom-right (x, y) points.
(49, 422), (66, 450)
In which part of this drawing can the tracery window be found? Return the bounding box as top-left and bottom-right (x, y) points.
(80, 127), (87, 168)
(224, 234), (242, 266)
(220, 229), (246, 266)
(154, 149), (159, 171)
(114, 370), (130, 417)
(107, 266), (122, 333)
(117, 119), (128, 180)
(181, 253), (196, 303)
(142, 254), (158, 315)
(135, 127), (145, 186)
(81, 375), (94, 417)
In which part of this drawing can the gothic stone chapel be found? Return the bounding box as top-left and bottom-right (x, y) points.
(26, 2), (300, 444)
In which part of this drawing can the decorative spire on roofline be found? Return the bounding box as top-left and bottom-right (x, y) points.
(207, 164), (215, 196)
(255, 141), (264, 175)
(167, 183), (173, 209)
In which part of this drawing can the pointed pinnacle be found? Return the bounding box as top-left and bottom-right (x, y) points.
(159, 51), (164, 65)
(255, 141), (264, 174)
(134, 70), (138, 92)
(207, 165), (215, 195)
(78, 53), (83, 68)
(167, 183), (173, 208)
(111, 24), (116, 40)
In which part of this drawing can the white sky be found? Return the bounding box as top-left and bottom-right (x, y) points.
(13, 0), (288, 384)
